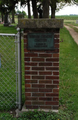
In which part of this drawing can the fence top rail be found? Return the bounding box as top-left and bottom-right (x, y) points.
(0, 33), (16, 36)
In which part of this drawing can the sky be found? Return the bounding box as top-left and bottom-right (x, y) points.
(56, 4), (78, 15)
(16, 2), (78, 16)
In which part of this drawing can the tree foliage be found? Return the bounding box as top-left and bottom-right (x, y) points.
(0, 0), (76, 21)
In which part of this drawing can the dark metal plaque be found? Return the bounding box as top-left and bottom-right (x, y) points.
(28, 33), (54, 50)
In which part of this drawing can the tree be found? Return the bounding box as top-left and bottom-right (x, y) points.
(42, 0), (49, 18)
(0, 0), (19, 26)
(12, 9), (15, 23)
(32, 0), (38, 18)
(36, 0), (72, 18)
(27, 0), (31, 18)
(0, 0), (26, 25)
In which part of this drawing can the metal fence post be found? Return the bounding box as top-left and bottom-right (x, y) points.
(17, 28), (22, 110)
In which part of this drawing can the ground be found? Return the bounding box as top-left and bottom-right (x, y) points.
(65, 25), (78, 45)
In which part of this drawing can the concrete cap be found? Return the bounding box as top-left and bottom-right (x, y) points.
(18, 19), (63, 29)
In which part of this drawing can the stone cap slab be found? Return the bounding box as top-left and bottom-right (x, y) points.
(18, 19), (63, 29)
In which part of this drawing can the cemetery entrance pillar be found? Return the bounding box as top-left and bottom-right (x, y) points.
(18, 19), (63, 112)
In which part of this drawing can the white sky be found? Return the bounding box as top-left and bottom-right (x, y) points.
(56, 4), (78, 15)
(16, 3), (78, 16)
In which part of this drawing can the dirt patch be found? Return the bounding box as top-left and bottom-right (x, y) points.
(65, 25), (78, 45)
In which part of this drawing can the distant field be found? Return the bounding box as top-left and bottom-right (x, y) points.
(56, 15), (78, 20)
(56, 15), (78, 26)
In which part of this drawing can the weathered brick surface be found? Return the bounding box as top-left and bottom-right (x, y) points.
(24, 30), (60, 111)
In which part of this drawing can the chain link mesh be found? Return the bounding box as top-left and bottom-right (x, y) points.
(0, 34), (17, 110)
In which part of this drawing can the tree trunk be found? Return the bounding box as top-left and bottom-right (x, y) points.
(51, 7), (55, 18)
(12, 9), (15, 23)
(43, 0), (49, 18)
(27, 0), (31, 18)
(32, 0), (38, 18)
(51, 0), (56, 18)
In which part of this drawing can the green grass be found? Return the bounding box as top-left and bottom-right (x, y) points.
(60, 27), (78, 120)
(0, 24), (25, 110)
(56, 15), (78, 25)
(0, 24), (17, 33)
(0, 35), (17, 110)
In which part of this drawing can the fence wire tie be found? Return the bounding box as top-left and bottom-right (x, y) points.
(15, 102), (21, 105)
(15, 71), (21, 74)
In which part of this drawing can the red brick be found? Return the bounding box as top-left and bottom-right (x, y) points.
(46, 93), (59, 97)
(26, 97), (38, 101)
(26, 105), (38, 109)
(32, 93), (44, 96)
(39, 80), (52, 84)
(25, 53), (38, 57)
(46, 102), (59, 105)
(54, 39), (59, 43)
(26, 80), (37, 83)
(39, 63), (52, 66)
(32, 76), (44, 79)
(39, 106), (51, 109)
(39, 72), (52, 75)
(46, 67), (59, 70)
(53, 97), (59, 101)
(39, 54), (52, 57)
(32, 67), (44, 70)
(53, 89), (59, 93)
(24, 58), (30, 61)
(25, 101), (31, 105)
(54, 34), (59, 38)
(24, 44), (27, 48)
(53, 54), (59, 58)
(46, 76), (59, 79)
(25, 76), (30, 79)
(53, 72), (59, 75)
(54, 44), (59, 48)
(39, 97), (52, 101)
(25, 93), (31, 96)
(32, 58), (44, 62)
(25, 71), (38, 75)
(25, 62), (37, 66)
(25, 67), (30, 70)
(24, 49), (30, 52)
(32, 101), (44, 105)
(24, 39), (27, 43)
(46, 58), (59, 62)
(32, 84), (45, 88)
(53, 63), (59, 66)
(46, 85), (58, 88)
(25, 84), (31, 88)
(53, 80), (59, 84)
(39, 89), (52, 92)
(25, 88), (38, 92)
(54, 49), (59, 53)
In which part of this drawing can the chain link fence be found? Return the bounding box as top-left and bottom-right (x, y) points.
(0, 33), (18, 110)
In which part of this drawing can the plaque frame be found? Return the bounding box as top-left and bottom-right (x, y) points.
(27, 33), (54, 50)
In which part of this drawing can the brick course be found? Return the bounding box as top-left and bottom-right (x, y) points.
(24, 29), (59, 111)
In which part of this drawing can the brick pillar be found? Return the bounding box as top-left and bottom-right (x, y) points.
(18, 19), (63, 111)
(24, 30), (59, 111)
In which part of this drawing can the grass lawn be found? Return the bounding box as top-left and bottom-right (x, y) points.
(0, 22), (78, 119)
(0, 24), (17, 33)
(60, 27), (78, 120)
